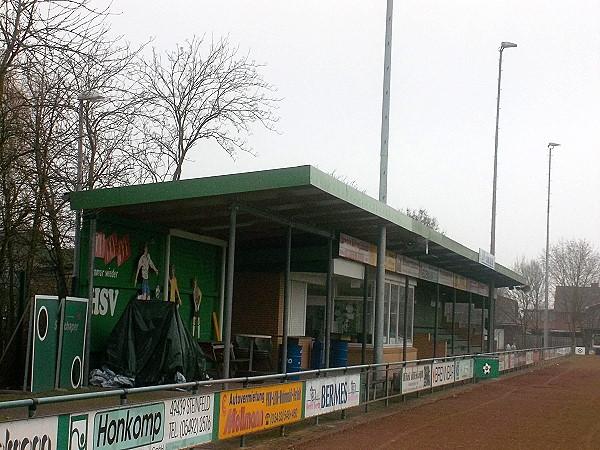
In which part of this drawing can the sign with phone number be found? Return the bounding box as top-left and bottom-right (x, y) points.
(218, 383), (303, 440)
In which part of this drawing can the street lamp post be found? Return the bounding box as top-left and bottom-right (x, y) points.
(488, 41), (516, 352)
(544, 142), (561, 349)
(72, 90), (105, 296)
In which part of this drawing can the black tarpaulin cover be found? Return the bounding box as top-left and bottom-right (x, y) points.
(105, 299), (205, 386)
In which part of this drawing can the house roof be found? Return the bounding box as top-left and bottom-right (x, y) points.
(69, 165), (526, 288)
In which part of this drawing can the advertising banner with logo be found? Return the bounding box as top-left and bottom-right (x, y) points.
(401, 364), (432, 394)
(304, 374), (361, 417)
(84, 223), (166, 352)
(508, 353), (514, 369)
(58, 297), (88, 390)
(454, 358), (474, 381)
(92, 403), (165, 449)
(218, 383), (303, 440)
(432, 361), (455, 387)
(474, 358), (499, 378)
(53, 394), (215, 450)
(31, 295), (60, 392)
(525, 351), (534, 365)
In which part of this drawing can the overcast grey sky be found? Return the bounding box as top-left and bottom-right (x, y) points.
(101, 1), (600, 269)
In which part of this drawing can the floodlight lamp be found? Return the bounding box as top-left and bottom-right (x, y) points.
(548, 142), (561, 148)
(78, 89), (105, 102)
(501, 42), (518, 49)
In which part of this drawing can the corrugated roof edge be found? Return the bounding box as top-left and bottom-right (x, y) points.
(307, 166), (525, 285)
(69, 165), (315, 210)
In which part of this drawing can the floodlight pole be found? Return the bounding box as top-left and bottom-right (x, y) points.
(375, 0), (393, 367)
(544, 143), (560, 349)
(490, 42), (517, 257)
(488, 41), (516, 352)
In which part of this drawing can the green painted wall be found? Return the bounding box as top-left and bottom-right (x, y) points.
(169, 236), (223, 341)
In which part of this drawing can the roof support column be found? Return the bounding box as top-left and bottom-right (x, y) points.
(480, 296), (485, 353)
(83, 215), (96, 386)
(402, 276), (410, 361)
(281, 226), (292, 373)
(451, 288), (457, 355)
(433, 283), (439, 359)
(487, 281), (495, 352)
(361, 269), (368, 365)
(325, 237), (334, 368)
(374, 226), (386, 366)
(223, 204), (237, 379)
(467, 292), (472, 354)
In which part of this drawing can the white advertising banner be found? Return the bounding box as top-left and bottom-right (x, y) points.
(454, 359), (474, 381)
(399, 256), (420, 278)
(0, 417), (57, 449)
(507, 353), (514, 369)
(575, 346), (586, 355)
(163, 394), (214, 448)
(401, 364), (432, 394)
(304, 374), (361, 417)
(63, 394), (215, 450)
(339, 233), (374, 265)
(419, 262), (439, 283)
(467, 279), (480, 294)
(525, 351), (534, 366)
(499, 354), (506, 372)
(438, 269), (454, 287)
(478, 283), (489, 297)
(432, 361), (455, 387)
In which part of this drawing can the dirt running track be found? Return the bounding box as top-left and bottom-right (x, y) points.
(202, 356), (600, 450)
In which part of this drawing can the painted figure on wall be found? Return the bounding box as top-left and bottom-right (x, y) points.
(192, 278), (202, 337)
(169, 264), (182, 306)
(134, 243), (158, 300)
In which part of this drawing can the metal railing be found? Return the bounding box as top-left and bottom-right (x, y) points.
(0, 346), (572, 449)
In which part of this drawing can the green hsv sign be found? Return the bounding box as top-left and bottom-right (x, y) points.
(475, 358), (499, 378)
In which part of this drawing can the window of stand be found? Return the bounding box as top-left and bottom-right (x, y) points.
(331, 277), (414, 346)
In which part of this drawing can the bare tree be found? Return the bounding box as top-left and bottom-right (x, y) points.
(0, 1), (153, 379)
(403, 208), (444, 234)
(550, 239), (600, 345)
(502, 256), (545, 347)
(135, 36), (279, 181)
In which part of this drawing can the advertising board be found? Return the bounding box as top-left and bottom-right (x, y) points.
(454, 359), (474, 381)
(401, 364), (431, 394)
(218, 383), (303, 440)
(58, 297), (88, 390)
(0, 417), (57, 449)
(432, 361), (455, 387)
(304, 374), (361, 417)
(54, 394), (215, 450)
(31, 295), (60, 392)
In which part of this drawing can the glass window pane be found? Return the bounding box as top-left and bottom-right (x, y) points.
(398, 285), (406, 342)
(333, 278), (368, 343)
(389, 284), (399, 344)
(407, 287), (415, 343)
(383, 283), (390, 344)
